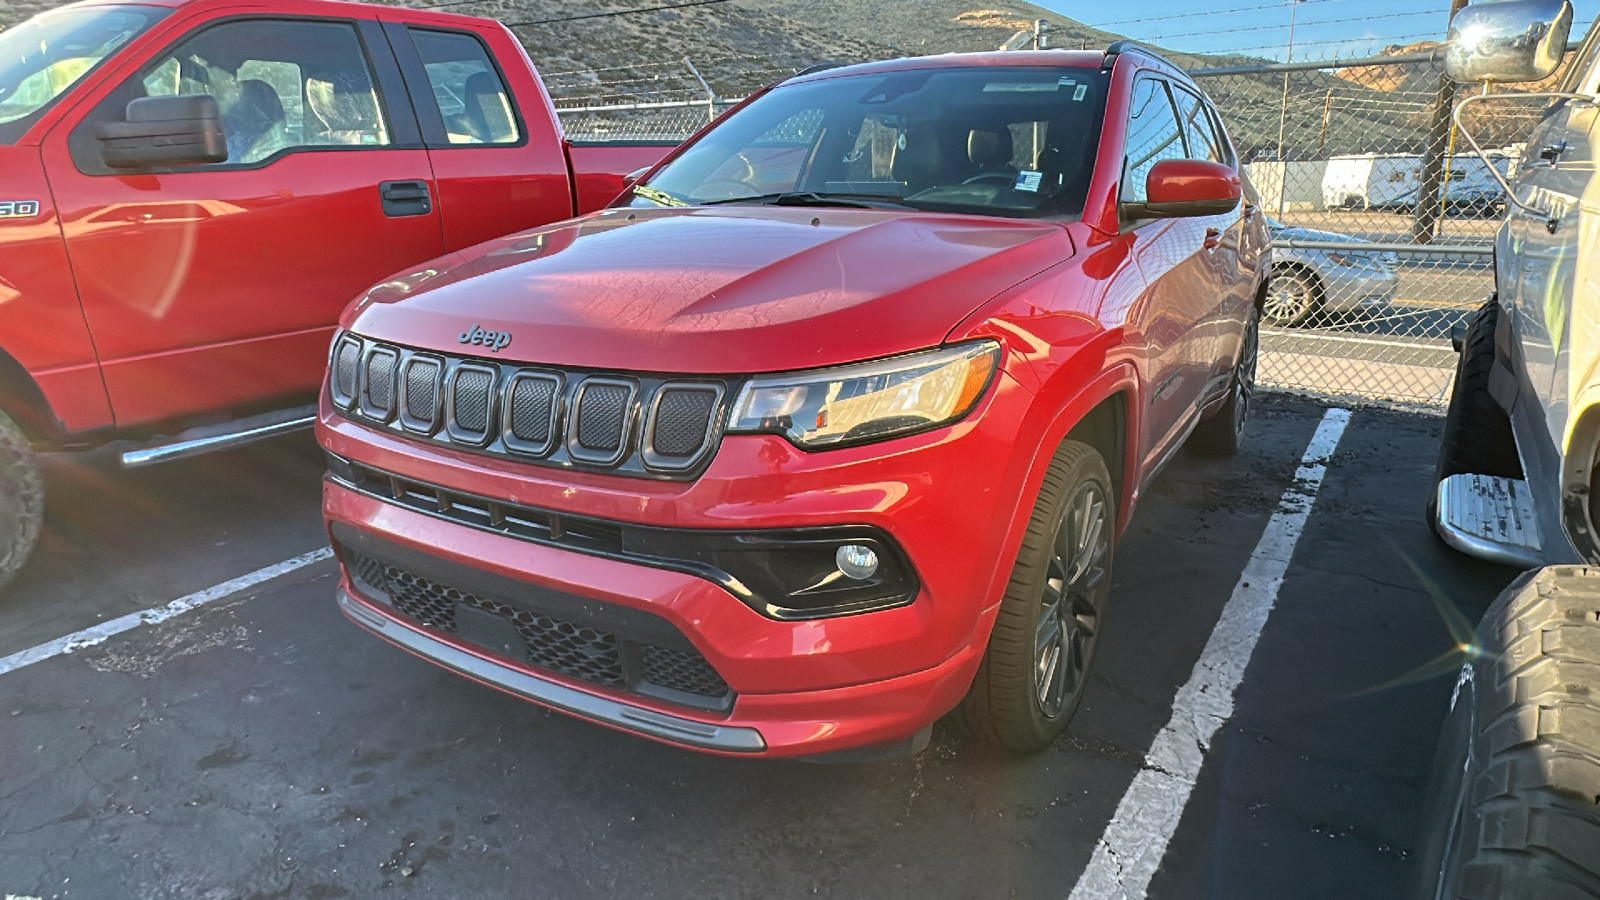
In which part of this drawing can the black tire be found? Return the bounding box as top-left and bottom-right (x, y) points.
(0, 408), (42, 591)
(1435, 299), (1522, 484)
(955, 440), (1114, 752)
(1411, 566), (1600, 900)
(1190, 300), (1259, 457)
(1263, 265), (1320, 326)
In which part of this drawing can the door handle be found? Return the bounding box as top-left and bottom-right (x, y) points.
(1204, 227), (1222, 249)
(1241, 202), (1257, 220)
(1539, 140), (1568, 165)
(380, 180), (432, 217)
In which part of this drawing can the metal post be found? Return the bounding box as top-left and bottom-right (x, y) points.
(1274, 0), (1302, 218)
(1411, 0), (1470, 244)
(1318, 89), (1332, 156)
(1034, 19), (1049, 50)
(683, 56), (716, 126)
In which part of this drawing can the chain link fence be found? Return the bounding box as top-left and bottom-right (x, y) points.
(1191, 49), (1565, 405)
(547, 47), (1574, 408)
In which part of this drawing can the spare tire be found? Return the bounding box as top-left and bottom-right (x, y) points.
(1411, 566), (1600, 899)
(0, 407), (42, 591)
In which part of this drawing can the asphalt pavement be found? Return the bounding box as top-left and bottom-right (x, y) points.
(0, 394), (1519, 899)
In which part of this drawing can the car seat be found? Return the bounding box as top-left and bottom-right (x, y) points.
(462, 71), (516, 144)
(226, 79), (289, 164)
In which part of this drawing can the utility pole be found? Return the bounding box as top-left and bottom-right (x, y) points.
(1411, 0), (1470, 244)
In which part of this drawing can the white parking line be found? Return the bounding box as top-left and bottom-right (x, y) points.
(0, 548), (333, 678)
(1067, 406), (1352, 900)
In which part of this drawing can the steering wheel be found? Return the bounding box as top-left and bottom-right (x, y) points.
(962, 172), (1018, 186)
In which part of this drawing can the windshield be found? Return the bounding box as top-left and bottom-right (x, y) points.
(630, 66), (1110, 219)
(0, 5), (160, 144)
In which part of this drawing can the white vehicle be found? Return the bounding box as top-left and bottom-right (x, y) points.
(1321, 151), (1511, 211)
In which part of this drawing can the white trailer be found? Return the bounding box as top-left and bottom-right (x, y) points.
(1321, 152), (1512, 210)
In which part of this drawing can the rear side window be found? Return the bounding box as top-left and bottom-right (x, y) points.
(136, 18), (391, 165)
(1170, 86), (1227, 165)
(410, 29), (519, 145)
(1122, 77), (1186, 203)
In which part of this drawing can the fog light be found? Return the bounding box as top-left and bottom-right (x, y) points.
(836, 544), (880, 580)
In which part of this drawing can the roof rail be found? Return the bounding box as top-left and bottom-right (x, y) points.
(1102, 40), (1167, 69)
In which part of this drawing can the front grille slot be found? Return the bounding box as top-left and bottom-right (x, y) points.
(505, 372), (561, 455)
(360, 347), (399, 420)
(571, 379), (634, 464)
(400, 357), (442, 432)
(332, 337), (362, 407)
(333, 339), (732, 480)
(342, 545), (731, 707)
(448, 364), (496, 443)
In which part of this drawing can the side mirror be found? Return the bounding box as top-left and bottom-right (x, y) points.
(97, 94), (228, 169)
(1127, 159), (1241, 219)
(1446, 0), (1573, 84)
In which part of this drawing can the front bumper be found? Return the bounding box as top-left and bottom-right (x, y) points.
(320, 369), (1037, 756)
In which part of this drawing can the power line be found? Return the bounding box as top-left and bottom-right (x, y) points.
(1145, 8), (1449, 41)
(1086, 0), (1346, 30)
(505, 0), (730, 27)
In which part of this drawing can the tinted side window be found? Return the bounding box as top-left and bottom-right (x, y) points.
(410, 29), (519, 145)
(1122, 77), (1186, 203)
(137, 19), (390, 165)
(1171, 87), (1226, 165)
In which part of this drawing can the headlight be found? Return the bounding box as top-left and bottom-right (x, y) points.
(727, 341), (1000, 449)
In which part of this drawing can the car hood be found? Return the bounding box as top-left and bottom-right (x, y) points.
(344, 206), (1072, 373)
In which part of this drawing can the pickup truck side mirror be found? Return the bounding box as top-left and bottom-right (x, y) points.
(97, 94), (229, 170)
(1124, 159), (1242, 220)
(1445, 0), (1573, 84)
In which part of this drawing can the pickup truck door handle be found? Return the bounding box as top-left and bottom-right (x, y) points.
(1204, 227), (1222, 250)
(1539, 141), (1568, 165)
(1241, 202), (1256, 219)
(380, 180), (432, 217)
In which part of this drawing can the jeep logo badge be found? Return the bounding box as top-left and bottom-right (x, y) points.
(458, 324), (512, 352)
(0, 200), (40, 219)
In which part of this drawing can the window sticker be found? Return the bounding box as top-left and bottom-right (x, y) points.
(1072, 84), (1088, 101)
(983, 81), (1059, 92)
(1014, 170), (1044, 193)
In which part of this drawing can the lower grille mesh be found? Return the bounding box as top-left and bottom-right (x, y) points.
(345, 548), (729, 703)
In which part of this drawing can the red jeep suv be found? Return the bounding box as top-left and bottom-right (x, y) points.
(318, 45), (1268, 760)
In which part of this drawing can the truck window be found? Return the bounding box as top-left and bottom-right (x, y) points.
(409, 29), (520, 145)
(0, 5), (160, 145)
(1121, 77), (1187, 204)
(633, 66), (1110, 219)
(135, 19), (391, 165)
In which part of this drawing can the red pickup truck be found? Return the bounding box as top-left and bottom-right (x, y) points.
(321, 44), (1268, 760)
(0, 0), (671, 587)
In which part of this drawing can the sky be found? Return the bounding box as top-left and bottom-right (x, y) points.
(1038, 0), (1600, 62)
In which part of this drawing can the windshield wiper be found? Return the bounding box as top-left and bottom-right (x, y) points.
(700, 191), (911, 210)
(631, 185), (689, 208)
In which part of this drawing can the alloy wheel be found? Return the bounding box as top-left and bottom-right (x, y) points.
(1263, 273), (1315, 325)
(1034, 480), (1110, 718)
